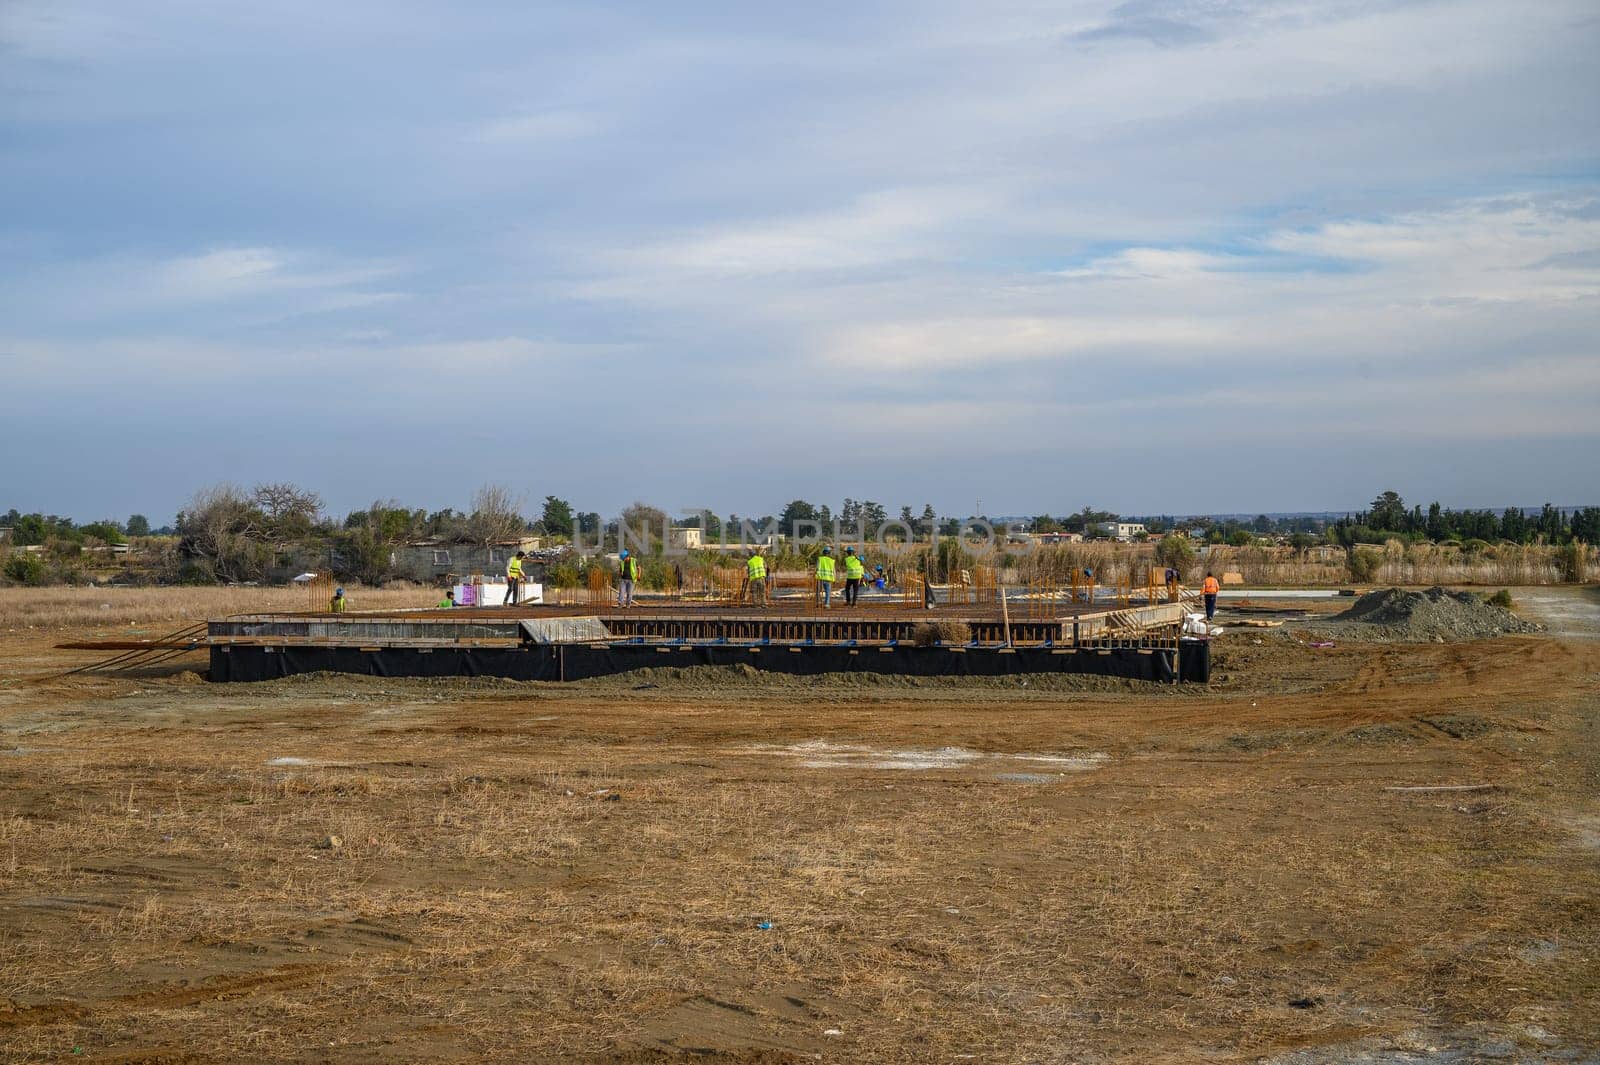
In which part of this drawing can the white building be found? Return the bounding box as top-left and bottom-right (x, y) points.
(1094, 521), (1148, 541)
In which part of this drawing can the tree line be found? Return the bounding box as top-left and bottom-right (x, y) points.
(1333, 491), (1600, 547)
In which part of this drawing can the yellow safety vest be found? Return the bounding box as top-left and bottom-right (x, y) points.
(747, 555), (766, 580)
(816, 555), (835, 582)
(330, 596), (347, 613)
(844, 555), (864, 579)
(507, 556), (524, 579)
(620, 557), (638, 580)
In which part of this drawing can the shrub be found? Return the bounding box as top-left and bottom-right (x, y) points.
(1347, 547), (1382, 583)
(1154, 534), (1196, 571)
(544, 560), (581, 589)
(3, 553), (48, 586)
(1556, 541), (1587, 583)
(1485, 589), (1514, 609)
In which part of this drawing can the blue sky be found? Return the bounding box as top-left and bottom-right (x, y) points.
(2, 0), (1597, 524)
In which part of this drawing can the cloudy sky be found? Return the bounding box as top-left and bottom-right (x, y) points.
(2, 0), (1597, 524)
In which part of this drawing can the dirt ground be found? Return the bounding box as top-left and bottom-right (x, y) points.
(1, 590), (1597, 1063)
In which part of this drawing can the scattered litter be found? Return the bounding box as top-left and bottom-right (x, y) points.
(267, 757), (310, 766)
(1310, 641), (1335, 648)
(756, 920), (773, 930)
(315, 835), (343, 850)
(943, 907), (960, 914)
(822, 1028), (842, 1037)
(1287, 996), (1323, 1010)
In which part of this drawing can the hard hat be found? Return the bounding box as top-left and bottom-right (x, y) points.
(845, 547), (855, 554)
(620, 549), (629, 558)
(335, 588), (344, 596)
(822, 546), (831, 553)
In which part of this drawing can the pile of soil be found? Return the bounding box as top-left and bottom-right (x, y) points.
(1319, 586), (1543, 642)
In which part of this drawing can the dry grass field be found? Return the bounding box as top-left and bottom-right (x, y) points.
(1, 588), (1597, 1062)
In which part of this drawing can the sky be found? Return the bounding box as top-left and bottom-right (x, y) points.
(2, 0), (1597, 525)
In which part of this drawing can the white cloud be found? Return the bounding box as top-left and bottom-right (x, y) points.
(468, 109), (602, 145)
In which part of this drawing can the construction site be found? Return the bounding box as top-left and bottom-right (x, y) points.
(60, 564), (1215, 687)
(2, 577), (1595, 1062)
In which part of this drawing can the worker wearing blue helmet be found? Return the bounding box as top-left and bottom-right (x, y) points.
(617, 548), (639, 608)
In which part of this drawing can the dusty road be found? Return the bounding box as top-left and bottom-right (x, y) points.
(1, 590), (1597, 1062)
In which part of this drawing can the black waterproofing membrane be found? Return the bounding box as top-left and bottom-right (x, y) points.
(211, 640), (1209, 684)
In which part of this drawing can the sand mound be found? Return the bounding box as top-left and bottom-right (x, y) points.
(1327, 586), (1543, 642)
(912, 620), (973, 647)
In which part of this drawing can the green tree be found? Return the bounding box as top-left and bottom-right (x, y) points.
(1368, 491), (1406, 531)
(541, 495), (575, 539)
(79, 521), (126, 545)
(126, 514), (151, 537)
(779, 500), (819, 535)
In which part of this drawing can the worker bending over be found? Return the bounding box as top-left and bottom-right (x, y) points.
(815, 546), (836, 608)
(842, 547), (865, 606)
(746, 549), (767, 606)
(1202, 571), (1220, 620)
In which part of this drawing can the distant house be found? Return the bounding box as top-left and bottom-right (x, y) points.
(393, 536), (546, 581)
(668, 527), (704, 550)
(0, 527), (11, 545)
(1029, 531), (1084, 545)
(1093, 521), (1148, 541)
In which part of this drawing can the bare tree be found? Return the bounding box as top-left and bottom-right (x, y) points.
(619, 501), (668, 553)
(177, 483), (272, 582)
(251, 482), (323, 540)
(467, 484), (526, 546)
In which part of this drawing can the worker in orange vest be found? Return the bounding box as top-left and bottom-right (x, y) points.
(1201, 572), (1220, 620)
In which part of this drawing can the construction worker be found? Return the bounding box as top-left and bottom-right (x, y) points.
(746, 548), (768, 606)
(842, 547), (865, 606)
(618, 549), (638, 608)
(815, 546), (836, 608)
(437, 589), (456, 609)
(330, 587), (348, 613)
(505, 551), (526, 606)
(1202, 571), (1220, 620)
(873, 564), (887, 591)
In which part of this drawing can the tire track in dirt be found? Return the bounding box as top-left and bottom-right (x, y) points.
(0, 964), (333, 1030)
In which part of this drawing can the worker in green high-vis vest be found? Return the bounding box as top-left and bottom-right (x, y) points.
(815, 546), (836, 609)
(618, 549), (639, 608)
(842, 547), (865, 607)
(746, 549), (768, 606)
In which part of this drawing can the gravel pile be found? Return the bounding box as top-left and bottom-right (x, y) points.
(1319, 586), (1543, 642)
